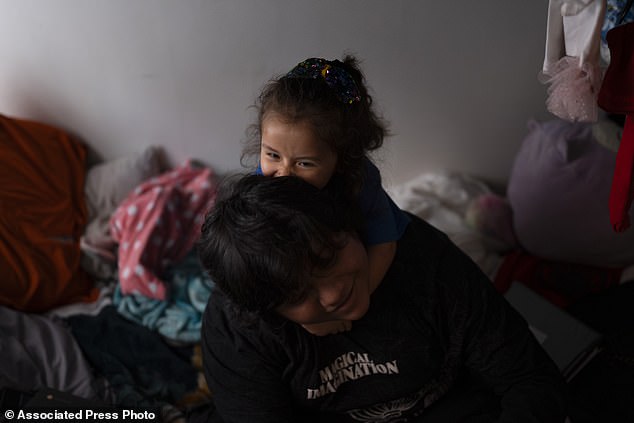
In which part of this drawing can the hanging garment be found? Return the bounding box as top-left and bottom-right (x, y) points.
(597, 22), (634, 232)
(541, 0), (607, 122)
(601, 0), (634, 62)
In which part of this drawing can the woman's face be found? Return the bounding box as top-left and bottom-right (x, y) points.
(259, 114), (338, 189)
(276, 235), (371, 325)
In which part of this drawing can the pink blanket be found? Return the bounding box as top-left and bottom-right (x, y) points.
(110, 161), (217, 300)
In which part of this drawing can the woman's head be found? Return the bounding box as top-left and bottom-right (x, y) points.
(198, 174), (368, 320)
(243, 55), (388, 195)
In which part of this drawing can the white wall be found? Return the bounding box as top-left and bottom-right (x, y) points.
(0, 0), (551, 188)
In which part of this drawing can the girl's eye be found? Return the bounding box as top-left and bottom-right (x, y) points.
(297, 161), (315, 168)
(265, 152), (280, 160)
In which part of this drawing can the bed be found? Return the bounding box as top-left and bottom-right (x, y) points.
(1, 113), (633, 421)
(0, 115), (213, 421)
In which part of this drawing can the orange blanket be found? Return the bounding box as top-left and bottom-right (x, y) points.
(0, 115), (97, 312)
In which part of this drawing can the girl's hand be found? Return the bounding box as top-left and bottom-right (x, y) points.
(302, 320), (352, 336)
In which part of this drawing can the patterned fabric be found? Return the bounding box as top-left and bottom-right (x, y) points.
(113, 250), (214, 343)
(602, 0), (634, 43)
(110, 161), (217, 300)
(286, 58), (361, 104)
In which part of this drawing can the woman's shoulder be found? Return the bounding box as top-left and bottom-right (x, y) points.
(398, 213), (452, 255)
(386, 214), (470, 294)
(394, 213), (497, 302)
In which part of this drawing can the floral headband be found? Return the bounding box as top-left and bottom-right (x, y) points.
(285, 58), (362, 105)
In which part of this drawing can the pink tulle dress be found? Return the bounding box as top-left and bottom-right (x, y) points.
(541, 0), (606, 122)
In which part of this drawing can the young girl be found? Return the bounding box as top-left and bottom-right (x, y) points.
(242, 55), (410, 335)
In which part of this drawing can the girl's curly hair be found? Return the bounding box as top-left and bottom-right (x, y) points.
(242, 54), (388, 198)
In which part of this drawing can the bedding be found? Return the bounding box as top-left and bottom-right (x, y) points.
(113, 249), (214, 344)
(0, 305), (98, 399)
(388, 171), (509, 281)
(0, 114), (97, 313)
(0, 115), (214, 419)
(109, 160), (217, 300)
(66, 306), (199, 407)
(82, 145), (165, 260)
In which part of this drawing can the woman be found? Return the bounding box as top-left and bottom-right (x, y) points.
(197, 174), (568, 422)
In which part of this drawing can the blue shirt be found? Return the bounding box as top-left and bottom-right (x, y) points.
(256, 159), (410, 245)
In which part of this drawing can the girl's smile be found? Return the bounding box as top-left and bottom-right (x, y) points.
(260, 114), (338, 189)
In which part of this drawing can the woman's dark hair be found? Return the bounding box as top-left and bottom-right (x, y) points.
(197, 174), (362, 318)
(242, 54), (388, 198)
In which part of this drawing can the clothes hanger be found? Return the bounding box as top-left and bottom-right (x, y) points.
(617, 0), (634, 25)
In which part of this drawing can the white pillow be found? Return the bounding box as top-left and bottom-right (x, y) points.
(83, 146), (164, 251)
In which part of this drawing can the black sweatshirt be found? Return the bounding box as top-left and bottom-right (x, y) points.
(202, 215), (568, 422)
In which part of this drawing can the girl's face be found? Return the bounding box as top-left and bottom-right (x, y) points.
(260, 115), (338, 189)
(276, 234), (371, 325)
